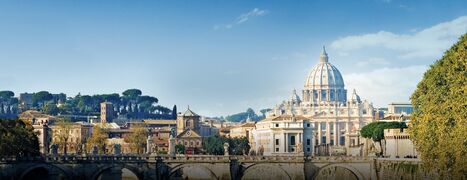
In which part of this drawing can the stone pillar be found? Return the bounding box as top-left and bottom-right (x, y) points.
(168, 137), (175, 156)
(345, 122), (350, 147)
(284, 133), (288, 153)
(271, 133), (275, 153)
(334, 122), (338, 146)
(317, 122), (322, 145)
(326, 122), (331, 144)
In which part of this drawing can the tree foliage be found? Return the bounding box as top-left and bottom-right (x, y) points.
(52, 118), (73, 154)
(409, 34), (467, 179)
(86, 126), (108, 154)
(360, 121), (407, 142)
(175, 144), (185, 154)
(225, 108), (263, 122)
(202, 135), (250, 155)
(124, 123), (148, 154)
(0, 119), (40, 156)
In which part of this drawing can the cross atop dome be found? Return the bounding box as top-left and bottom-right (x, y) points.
(320, 46), (329, 63)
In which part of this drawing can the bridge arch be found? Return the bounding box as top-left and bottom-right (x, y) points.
(169, 164), (218, 180)
(241, 163), (291, 180)
(18, 163), (72, 180)
(314, 163), (365, 180)
(90, 164), (143, 180)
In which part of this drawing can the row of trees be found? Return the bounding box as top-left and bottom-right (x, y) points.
(4, 89), (175, 120)
(203, 135), (250, 155)
(0, 91), (19, 119)
(224, 108), (271, 122)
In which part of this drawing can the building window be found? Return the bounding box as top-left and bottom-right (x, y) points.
(275, 124), (279, 127)
(321, 91), (327, 100)
(307, 139), (311, 145)
(290, 136), (296, 146)
(330, 140), (334, 146)
(321, 137), (326, 144)
(340, 136), (345, 146)
(276, 148), (279, 152)
(307, 123), (310, 127)
(307, 148), (310, 152)
(275, 139), (279, 145)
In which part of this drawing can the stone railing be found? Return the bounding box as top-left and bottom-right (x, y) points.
(1, 154), (377, 164)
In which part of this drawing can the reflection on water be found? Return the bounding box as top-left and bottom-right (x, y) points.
(122, 168), (138, 180)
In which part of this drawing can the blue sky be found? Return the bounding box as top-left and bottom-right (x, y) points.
(0, 0), (466, 116)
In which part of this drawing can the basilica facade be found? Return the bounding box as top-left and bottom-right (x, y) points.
(250, 47), (375, 156)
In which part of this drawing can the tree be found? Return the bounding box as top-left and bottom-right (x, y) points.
(53, 118), (73, 155)
(43, 103), (59, 115)
(409, 34), (467, 179)
(360, 121), (407, 155)
(172, 105), (177, 119)
(32, 91), (53, 108)
(0, 119), (40, 156)
(175, 144), (185, 154)
(0, 91), (14, 99)
(203, 135), (227, 155)
(124, 123), (148, 154)
(229, 137), (250, 155)
(86, 126), (108, 154)
(122, 89), (142, 98)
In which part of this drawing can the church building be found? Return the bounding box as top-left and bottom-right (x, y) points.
(250, 47), (375, 156)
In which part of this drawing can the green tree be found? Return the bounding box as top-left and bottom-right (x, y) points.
(0, 91), (14, 99)
(43, 102), (59, 115)
(409, 34), (467, 179)
(203, 135), (227, 155)
(124, 123), (148, 154)
(0, 119), (40, 156)
(122, 89), (142, 98)
(32, 91), (53, 108)
(172, 105), (177, 119)
(360, 121), (407, 155)
(86, 126), (108, 154)
(53, 118), (73, 154)
(175, 144), (185, 154)
(229, 136), (250, 155)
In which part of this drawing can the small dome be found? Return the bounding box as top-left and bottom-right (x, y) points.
(289, 89), (301, 103)
(350, 89), (361, 103)
(304, 47), (345, 89)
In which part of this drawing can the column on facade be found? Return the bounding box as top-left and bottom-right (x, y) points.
(326, 122), (331, 144)
(345, 122), (350, 147)
(334, 121), (338, 146)
(271, 133), (275, 154)
(284, 133), (288, 153)
(317, 122), (322, 145)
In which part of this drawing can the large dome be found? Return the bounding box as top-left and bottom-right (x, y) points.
(302, 47), (347, 104)
(304, 47), (345, 89)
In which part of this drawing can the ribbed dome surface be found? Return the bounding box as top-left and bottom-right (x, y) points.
(304, 48), (345, 89)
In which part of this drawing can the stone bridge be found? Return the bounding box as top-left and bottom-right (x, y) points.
(0, 155), (422, 180)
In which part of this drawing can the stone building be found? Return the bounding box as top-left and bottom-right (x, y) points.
(250, 114), (314, 156)
(100, 102), (114, 123)
(263, 47), (375, 156)
(383, 128), (418, 158)
(174, 107), (204, 154)
(229, 116), (255, 138)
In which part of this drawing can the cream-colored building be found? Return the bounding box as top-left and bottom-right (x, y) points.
(229, 116), (255, 138)
(260, 47), (375, 156)
(383, 128), (417, 158)
(250, 114), (314, 156)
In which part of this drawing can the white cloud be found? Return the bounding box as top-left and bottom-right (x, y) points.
(214, 8), (268, 30)
(344, 65), (427, 107)
(330, 16), (467, 59)
(356, 57), (390, 67)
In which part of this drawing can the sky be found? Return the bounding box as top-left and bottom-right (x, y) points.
(0, 0), (466, 117)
